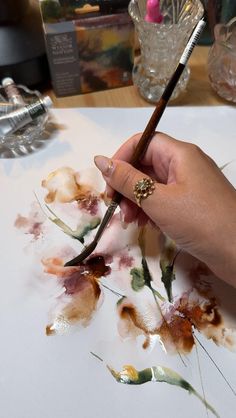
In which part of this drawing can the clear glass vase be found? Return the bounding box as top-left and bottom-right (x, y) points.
(208, 17), (236, 103)
(129, 0), (204, 103)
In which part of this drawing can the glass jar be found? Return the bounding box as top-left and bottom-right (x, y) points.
(208, 17), (236, 103)
(128, 0), (204, 103)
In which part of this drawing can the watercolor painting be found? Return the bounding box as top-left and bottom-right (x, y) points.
(1, 107), (236, 418)
(14, 162), (236, 417)
(74, 16), (134, 94)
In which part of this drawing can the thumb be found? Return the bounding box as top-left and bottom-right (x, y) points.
(94, 155), (179, 226)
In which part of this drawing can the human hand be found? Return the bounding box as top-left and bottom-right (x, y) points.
(94, 132), (236, 286)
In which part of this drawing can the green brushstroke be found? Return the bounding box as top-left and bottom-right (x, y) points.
(45, 204), (100, 243)
(108, 364), (219, 417)
(130, 257), (165, 301)
(142, 257), (165, 301)
(76, 219), (101, 244)
(130, 267), (145, 291)
(136, 227), (165, 301)
(160, 260), (176, 303)
(117, 296), (127, 306)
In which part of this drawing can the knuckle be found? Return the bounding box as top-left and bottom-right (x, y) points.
(113, 163), (139, 198)
(180, 142), (203, 160)
(121, 166), (138, 190)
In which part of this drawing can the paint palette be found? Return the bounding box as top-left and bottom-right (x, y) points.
(1, 107), (236, 418)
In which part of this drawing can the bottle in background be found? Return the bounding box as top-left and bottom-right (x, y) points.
(0, 95), (52, 136)
(2, 77), (25, 106)
(0, 102), (21, 114)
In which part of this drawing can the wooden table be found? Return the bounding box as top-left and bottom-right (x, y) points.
(48, 46), (227, 108)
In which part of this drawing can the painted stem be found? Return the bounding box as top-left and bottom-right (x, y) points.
(100, 282), (125, 298)
(194, 333), (236, 397)
(151, 366), (219, 418)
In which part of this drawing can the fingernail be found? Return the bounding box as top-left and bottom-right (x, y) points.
(94, 155), (114, 177)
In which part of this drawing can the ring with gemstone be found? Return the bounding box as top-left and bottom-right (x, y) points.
(133, 177), (155, 207)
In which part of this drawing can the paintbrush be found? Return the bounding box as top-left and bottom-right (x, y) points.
(65, 16), (206, 267)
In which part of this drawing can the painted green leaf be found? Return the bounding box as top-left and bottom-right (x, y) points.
(130, 257), (153, 292)
(141, 257), (152, 288)
(130, 257), (165, 301)
(45, 204), (100, 244)
(142, 257), (165, 301)
(75, 218), (101, 243)
(130, 267), (145, 291)
(160, 260), (176, 303)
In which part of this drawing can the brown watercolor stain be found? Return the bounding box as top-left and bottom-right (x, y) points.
(157, 298), (222, 353)
(41, 166), (104, 218)
(118, 295), (226, 354)
(118, 297), (160, 349)
(158, 314), (194, 353)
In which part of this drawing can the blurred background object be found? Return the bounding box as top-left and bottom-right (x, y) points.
(208, 17), (236, 102)
(129, 0), (204, 103)
(0, 0), (50, 87)
(200, 0), (236, 44)
(0, 79), (52, 155)
(39, 0), (134, 97)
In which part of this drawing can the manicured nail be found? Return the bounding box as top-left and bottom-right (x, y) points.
(94, 155), (114, 177)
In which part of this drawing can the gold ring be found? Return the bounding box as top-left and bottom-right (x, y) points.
(133, 178), (155, 207)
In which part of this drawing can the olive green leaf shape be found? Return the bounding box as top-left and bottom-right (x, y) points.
(160, 260), (176, 303)
(130, 257), (165, 301)
(45, 204), (100, 244)
(130, 267), (145, 291)
(160, 249), (181, 303)
(108, 364), (219, 417)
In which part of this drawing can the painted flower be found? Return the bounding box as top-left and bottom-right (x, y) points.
(42, 255), (111, 335)
(14, 201), (46, 240)
(117, 287), (236, 354)
(42, 166), (93, 203)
